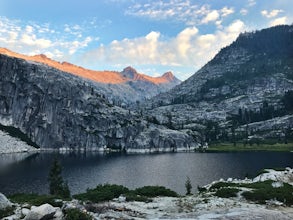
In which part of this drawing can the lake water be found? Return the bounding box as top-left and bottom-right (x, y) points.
(0, 151), (292, 195)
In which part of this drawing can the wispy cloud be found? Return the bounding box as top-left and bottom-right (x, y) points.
(126, 1), (234, 26)
(80, 20), (246, 77)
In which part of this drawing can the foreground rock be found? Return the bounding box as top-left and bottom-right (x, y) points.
(24, 204), (58, 220)
(0, 193), (12, 209)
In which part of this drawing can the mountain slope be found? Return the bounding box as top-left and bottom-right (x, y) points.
(0, 48), (181, 105)
(0, 53), (195, 151)
(145, 24), (293, 144)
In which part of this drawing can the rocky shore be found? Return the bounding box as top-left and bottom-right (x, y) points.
(1, 168), (293, 219)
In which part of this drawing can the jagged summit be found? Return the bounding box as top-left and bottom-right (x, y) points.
(162, 71), (175, 81)
(121, 66), (138, 79)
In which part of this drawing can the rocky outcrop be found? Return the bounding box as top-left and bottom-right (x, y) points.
(24, 204), (58, 220)
(0, 193), (12, 209)
(0, 54), (195, 151)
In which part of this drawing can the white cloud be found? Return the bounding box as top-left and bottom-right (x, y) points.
(269, 16), (288, 26)
(240, 9), (248, 16)
(0, 16), (97, 60)
(202, 10), (220, 24)
(221, 7), (234, 17)
(261, 9), (283, 18)
(80, 20), (246, 74)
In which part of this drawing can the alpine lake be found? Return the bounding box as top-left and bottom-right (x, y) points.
(0, 151), (293, 195)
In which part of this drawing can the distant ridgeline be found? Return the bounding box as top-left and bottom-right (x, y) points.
(0, 25), (292, 151)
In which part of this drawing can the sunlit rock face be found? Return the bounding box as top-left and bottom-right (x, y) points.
(0, 48), (181, 106)
(0, 54), (195, 151)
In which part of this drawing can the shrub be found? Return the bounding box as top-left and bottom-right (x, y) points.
(133, 186), (178, 197)
(74, 184), (129, 203)
(64, 208), (93, 220)
(185, 176), (192, 195)
(209, 182), (240, 190)
(215, 188), (239, 198)
(8, 193), (63, 207)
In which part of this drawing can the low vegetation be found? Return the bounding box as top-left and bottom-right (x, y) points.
(214, 187), (240, 198)
(242, 180), (293, 205)
(207, 142), (293, 152)
(74, 184), (178, 203)
(207, 174), (293, 205)
(8, 193), (63, 207)
(64, 208), (93, 220)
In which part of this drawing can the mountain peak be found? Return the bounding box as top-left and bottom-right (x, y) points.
(162, 71), (175, 81)
(121, 66), (138, 79)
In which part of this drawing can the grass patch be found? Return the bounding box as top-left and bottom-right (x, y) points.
(215, 187), (240, 198)
(8, 193), (64, 207)
(64, 208), (93, 220)
(208, 142), (293, 152)
(0, 123), (39, 148)
(0, 206), (15, 219)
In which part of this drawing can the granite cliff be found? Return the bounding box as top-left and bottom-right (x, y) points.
(0, 54), (195, 151)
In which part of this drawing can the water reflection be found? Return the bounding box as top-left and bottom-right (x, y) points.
(0, 151), (292, 195)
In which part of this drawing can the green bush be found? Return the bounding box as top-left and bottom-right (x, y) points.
(133, 186), (178, 197)
(242, 181), (293, 205)
(8, 193), (63, 207)
(74, 184), (129, 203)
(64, 208), (93, 220)
(0, 206), (15, 219)
(124, 192), (150, 202)
(215, 188), (239, 198)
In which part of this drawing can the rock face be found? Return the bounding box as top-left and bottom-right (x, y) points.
(0, 192), (12, 209)
(144, 25), (293, 143)
(24, 204), (57, 220)
(0, 54), (195, 151)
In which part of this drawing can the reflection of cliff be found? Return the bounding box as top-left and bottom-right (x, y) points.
(0, 152), (38, 169)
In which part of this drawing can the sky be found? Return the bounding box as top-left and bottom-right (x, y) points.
(0, 0), (292, 80)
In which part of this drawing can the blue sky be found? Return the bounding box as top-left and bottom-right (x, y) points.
(0, 0), (292, 80)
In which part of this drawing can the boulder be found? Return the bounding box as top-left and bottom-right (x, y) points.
(0, 192), (12, 209)
(24, 204), (56, 220)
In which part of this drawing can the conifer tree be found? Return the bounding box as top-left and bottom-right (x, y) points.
(48, 159), (70, 198)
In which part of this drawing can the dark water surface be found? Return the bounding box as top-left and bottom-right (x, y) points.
(0, 151), (292, 195)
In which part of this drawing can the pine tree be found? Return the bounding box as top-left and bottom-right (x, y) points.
(185, 176), (192, 195)
(48, 159), (70, 198)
